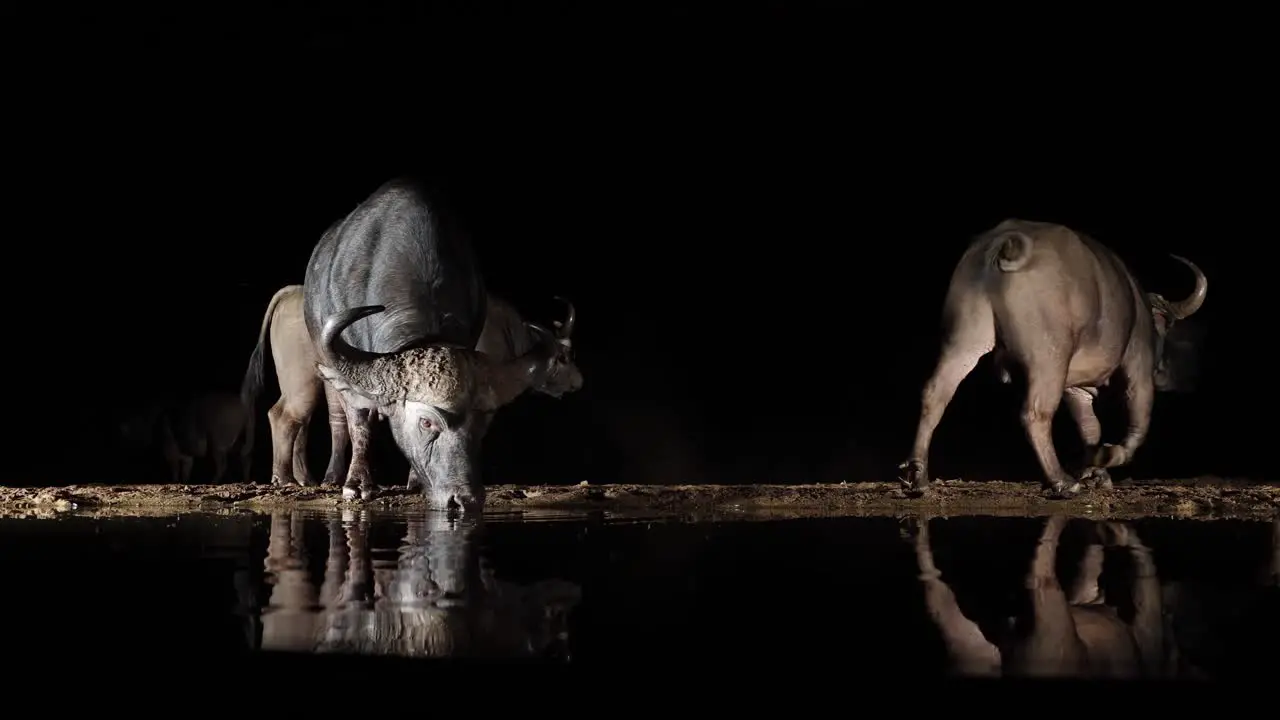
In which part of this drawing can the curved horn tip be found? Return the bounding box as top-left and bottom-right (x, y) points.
(324, 305), (387, 328)
(552, 295), (576, 337)
(1167, 254), (1208, 320)
(318, 305), (390, 366)
(524, 321), (553, 339)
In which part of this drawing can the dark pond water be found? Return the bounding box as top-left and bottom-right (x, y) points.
(2, 508), (1277, 678)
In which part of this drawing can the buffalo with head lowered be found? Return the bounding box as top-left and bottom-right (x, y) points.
(303, 178), (574, 511)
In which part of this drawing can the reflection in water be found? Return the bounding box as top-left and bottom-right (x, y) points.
(259, 510), (581, 659)
(906, 514), (1172, 678)
(2, 508), (1274, 673)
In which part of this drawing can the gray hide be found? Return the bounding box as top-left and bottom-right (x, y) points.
(239, 284), (581, 492)
(303, 178), (569, 509)
(905, 515), (1172, 679)
(258, 510), (580, 659)
(900, 219), (1208, 498)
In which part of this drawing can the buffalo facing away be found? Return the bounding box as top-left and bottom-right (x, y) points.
(899, 219), (1208, 498)
(302, 178), (577, 510)
(240, 284), (581, 494)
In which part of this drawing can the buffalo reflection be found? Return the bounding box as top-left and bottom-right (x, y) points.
(904, 514), (1172, 679)
(258, 510), (580, 659)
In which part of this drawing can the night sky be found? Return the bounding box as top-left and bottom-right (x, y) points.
(2, 5), (1270, 488)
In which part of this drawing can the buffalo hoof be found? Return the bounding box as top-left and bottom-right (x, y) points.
(341, 484), (361, 500)
(1080, 467), (1113, 490)
(891, 485), (931, 500)
(270, 474), (296, 487)
(320, 472), (342, 487)
(898, 459), (930, 496)
(1093, 443), (1128, 468)
(1098, 522), (1134, 547)
(1043, 480), (1082, 500)
(898, 519), (916, 542)
(898, 516), (928, 542)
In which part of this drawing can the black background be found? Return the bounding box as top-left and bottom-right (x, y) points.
(1, 4), (1270, 488)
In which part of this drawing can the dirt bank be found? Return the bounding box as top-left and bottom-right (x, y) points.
(2, 477), (1279, 521)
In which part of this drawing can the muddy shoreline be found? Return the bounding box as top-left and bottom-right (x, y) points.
(2, 477), (1278, 521)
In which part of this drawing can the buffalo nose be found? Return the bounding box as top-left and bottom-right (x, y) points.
(458, 494), (485, 514)
(439, 492), (483, 515)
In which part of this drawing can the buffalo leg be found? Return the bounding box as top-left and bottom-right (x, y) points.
(321, 384), (350, 488)
(292, 419), (313, 487)
(239, 440), (253, 485)
(318, 515), (348, 611)
(177, 455), (194, 483)
(1103, 522), (1165, 675)
(210, 450), (226, 483)
(900, 310), (995, 494)
(1067, 533), (1106, 606)
(337, 509), (373, 607)
(340, 403), (376, 501)
(1018, 357), (1077, 497)
(903, 517), (1002, 676)
(1094, 357), (1154, 473)
(1062, 387), (1112, 490)
(161, 427), (185, 483)
(1005, 515), (1088, 677)
(267, 400), (304, 486)
(406, 468), (421, 491)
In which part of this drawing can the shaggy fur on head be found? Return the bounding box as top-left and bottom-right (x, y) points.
(321, 346), (477, 412)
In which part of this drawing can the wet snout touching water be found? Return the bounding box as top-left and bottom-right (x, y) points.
(241, 285), (582, 504)
(286, 180), (585, 508)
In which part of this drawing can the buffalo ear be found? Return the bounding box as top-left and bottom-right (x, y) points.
(472, 384), (500, 414)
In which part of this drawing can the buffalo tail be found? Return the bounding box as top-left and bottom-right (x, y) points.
(996, 231), (1033, 272)
(240, 285), (298, 427)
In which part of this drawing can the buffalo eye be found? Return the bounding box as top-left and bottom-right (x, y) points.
(419, 417), (435, 431)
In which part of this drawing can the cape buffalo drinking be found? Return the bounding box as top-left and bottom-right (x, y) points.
(303, 178), (572, 510)
(240, 284), (580, 492)
(900, 219), (1207, 498)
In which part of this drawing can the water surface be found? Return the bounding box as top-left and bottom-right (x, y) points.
(2, 508), (1276, 677)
